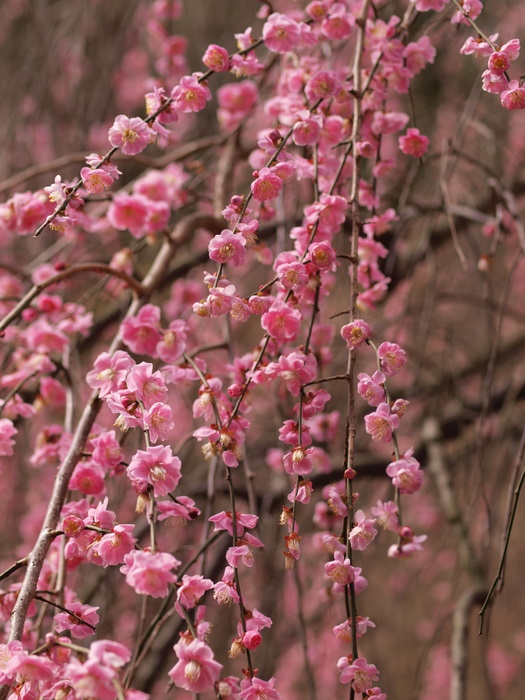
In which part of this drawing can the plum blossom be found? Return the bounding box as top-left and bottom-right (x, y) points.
(121, 549), (180, 597)
(121, 304), (162, 356)
(501, 80), (525, 110)
(239, 676), (281, 699)
(386, 448), (423, 494)
(337, 656), (379, 692)
(127, 445), (182, 496)
(349, 510), (378, 551)
(450, 0), (483, 25)
(86, 350), (134, 397)
(388, 525), (427, 558)
(364, 403), (400, 442)
(176, 575), (214, 610)
(305, 70), (342, 102)
(108, 115), (151, 155)
(213, 566), (240, 605)
(371, 500), (399, 531)
(202, 44), (229, 72)
(377, 341), (406, 377)
(340, 319), (372, 349)
(357, 371), (386, 407)
(107, 193), (150, 238)
(261, 300), (302, 343)
(0, 419), (17, 456)
(92, 524), (136, 566)
(262, 13), (302, 53)
(398, 128), (430, 158)
(171, 75), (211, 112)
(251, 167), (284, 202)
(169, 639), (222, 693)
(325, 550), (357, 586)
(54, 602), (99, 639)
(208, 229), (247, 267)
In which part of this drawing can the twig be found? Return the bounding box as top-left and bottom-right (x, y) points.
(479, 426), (525, 632)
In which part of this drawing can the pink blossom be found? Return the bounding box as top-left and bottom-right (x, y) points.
(209, 511), (258, 537)
(357, 371), (386, 407)
(278, 419), (311, 447)
(388, 527), (427, 558)
(242, 629), (262, 650)
(24, 318), (69, 354)
(263, 13), (302, 53)
(230, 52), (265, 78)
(143, 402), (174, 443)
(54, 602), (99, 639)
(340, 319), (372, 349)
(121, 549), (180, 597)
(326, 484), (348, 517)
(450, 0), (483, 25)
(411, 0), (448, 11)
(108, 115), (151, 155)
(4, 651), (56, 683)
(145, 86), (178, 125)
(276, 261), (309, 291)
(169, 639), (222, 693)
(399, 128), (430, 158)
(377, 341), (407, 377)
(85, 497), (116, 530)
(274, 351), (317, 396)
(176, 574), (214, 610)
(283, 447), (314, 476)
(226, 544), (254, 568)
(69, 462), (106, 496)
(239, 676), (281, 699)
(321, 4), (354, 40)
(304, 193), (347, 235)
(261, 300), (302, 343)
(214, 566), (240, 605)
(209, 229), (247, 267)
(404, 35), (436, 74)
(337, 656), (379, 692)
(350, 509), (378, 551)
(157, 320), (187, 363)
(171, 75), (211, 112)
(81, 167), (115, 194)
(309, 240), (336, 269)
(501, 80), (525, 110)
(305, 70), (343, 102)
(107, 192), (149, 238)
(86, 350), (134, 397)
(372, 110), (409, 136)
(121, 304), (162, 356)
(127, 445), (182, 496)
(202, 43), (229, 72)
(126, 362), (167, 409)
(93, 524), (136, 566)
(364, 403), (400, 442)
(325, 550), (357, 586)
(85, 153), (122, 179)
(293, 111), (322, 146)
(157, 496), (200, 523)
(460, 33), (498, 57)
(89, 639), (131, 667)
(481, 69), (509, 94)
(0, 419), (17, 456)
(91, 430), (123, 471)
(333, 616), (376, 643)
(65, 657), (121, 700)
(386, 449), (423, 494)
(251, 167), (283, 202)
(371, 500), (399, 530)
